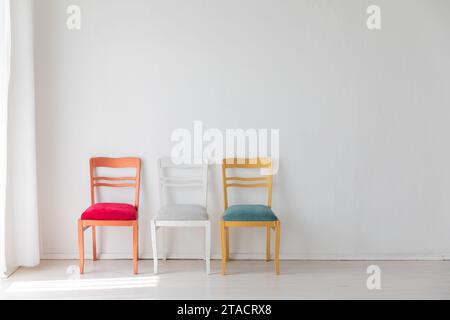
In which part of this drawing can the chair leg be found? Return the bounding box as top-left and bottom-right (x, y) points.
(136, 225), (139, 261)
(77, 219), (84, 274)
(220, 221), (226, 275)
(151, 220), (158, 274)
(275, 221), (280, 275)
(205, 221), (211, 274)
(225, 226), (230, 262)
(92, 226), (97, 261)
(132, 221), (138, 274)
(162, 228), (167, 261)
(266, 225), (271, 261)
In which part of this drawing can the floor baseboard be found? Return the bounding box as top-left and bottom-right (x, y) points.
(40, 252), (450, 261)
(0, 266), (19, 279)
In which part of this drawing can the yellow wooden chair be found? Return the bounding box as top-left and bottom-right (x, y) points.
(220, 158), (280, 275)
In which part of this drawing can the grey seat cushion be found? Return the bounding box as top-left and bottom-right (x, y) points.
(156, 204), (209, 221)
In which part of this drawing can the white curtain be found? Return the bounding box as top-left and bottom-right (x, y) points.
(0, 0), (10, 278)
(0, 0), (39, 278)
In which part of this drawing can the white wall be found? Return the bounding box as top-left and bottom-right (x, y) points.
(34, 0), (450, 260)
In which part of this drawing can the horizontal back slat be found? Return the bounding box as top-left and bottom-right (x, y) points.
(160, 176), (204, 185)
(160, 176), (205, 182)
(162, 183), (206, 188)
(93, 183), (136, 188)
(94, 176), (136, 181)
(223, 157), (272, 169)
(91, 157), (140, 168)
(159, 157), (206, 168)
(225, 176), (270, 182)
(225, 183), (270, 188)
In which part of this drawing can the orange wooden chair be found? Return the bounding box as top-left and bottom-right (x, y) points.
(77, 157), (141, 274)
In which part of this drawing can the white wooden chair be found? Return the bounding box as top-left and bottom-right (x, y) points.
(150, 157), (211, 274)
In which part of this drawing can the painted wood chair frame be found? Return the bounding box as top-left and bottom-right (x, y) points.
(77, 157), (141, 274)
(220, 158), (280, 275)
(150, 157), (211, 274)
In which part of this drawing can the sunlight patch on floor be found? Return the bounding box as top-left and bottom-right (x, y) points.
(6, 276), (160, 293)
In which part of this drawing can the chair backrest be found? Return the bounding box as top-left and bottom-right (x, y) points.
(222, 157), (273, 210)
(89, 157), (141, 209)
(158, 157), (208, 207)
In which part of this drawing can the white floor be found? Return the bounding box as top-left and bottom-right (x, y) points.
(1, 259), (450, 299)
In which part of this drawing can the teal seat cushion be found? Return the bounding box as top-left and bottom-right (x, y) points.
(223, 204), (278, 221)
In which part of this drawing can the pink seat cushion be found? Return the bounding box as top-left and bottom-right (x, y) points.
(81, 203), (137, 221)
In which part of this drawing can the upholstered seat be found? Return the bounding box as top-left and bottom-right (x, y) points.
(223, 204), (278, 221)
(81, 203), (137, 221)
(156, 204), (209, 221)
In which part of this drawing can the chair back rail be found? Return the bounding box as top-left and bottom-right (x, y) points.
(89, 157), (141, 209)
(222, 158), (273, 209)
(158, 157), (208, 208)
